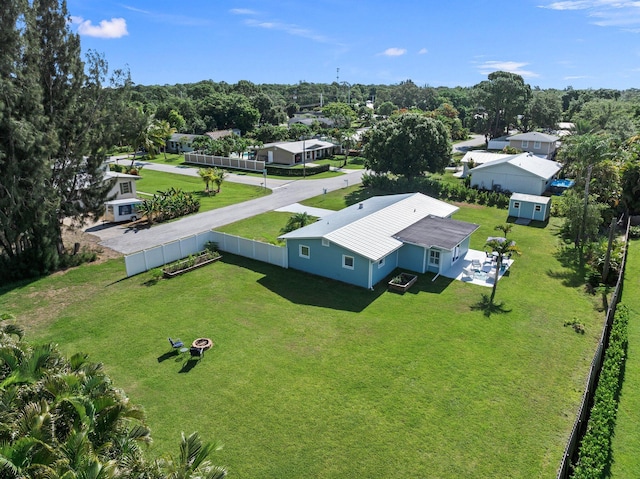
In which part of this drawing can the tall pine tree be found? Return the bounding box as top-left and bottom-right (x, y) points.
(0, 0), (121, 280)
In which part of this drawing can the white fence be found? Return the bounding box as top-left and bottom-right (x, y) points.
(210, 231), (287, 268)
(124, 230), (287, 277)
(184, 152), (266, 172)
(124, 231), (215, 277)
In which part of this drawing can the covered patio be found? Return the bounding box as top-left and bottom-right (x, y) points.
(441, 248), (514, 287)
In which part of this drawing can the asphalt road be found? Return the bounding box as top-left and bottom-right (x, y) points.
(91, 165), (366, 254)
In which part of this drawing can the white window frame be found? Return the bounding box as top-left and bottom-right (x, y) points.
(429, 250), (440, 266)
(534, 141), (541, 149)
(120, 181), (131, 195)
(378, 257), (386, 269)
(322, 238), (330, 247)
(521, 140), (529, 148)
(535, 204), (542, 212)
(299, 244), (310, 259)
(342, 254), (354, 270)
(513, 201), (520, 209)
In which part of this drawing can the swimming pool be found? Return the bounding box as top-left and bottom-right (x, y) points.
(551, 179), (574, 188)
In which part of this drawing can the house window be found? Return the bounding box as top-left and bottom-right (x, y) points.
(429, 250), (440, 266)
(535, 205), (542, 212)
(534, 141), (541, 149)
(299, 245), (310, 259)
(322, 238), (330, 247)
(378, 257), (386, 268)
(120, 181), (131, 195)
(513, 201), (520, 209)
(342, 255), (354, 270)
(521, 140), (529, 148)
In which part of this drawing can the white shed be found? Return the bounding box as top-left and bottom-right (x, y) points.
(104, 198), (144, 223)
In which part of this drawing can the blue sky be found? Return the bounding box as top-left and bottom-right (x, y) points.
(68, 0), (640, 90)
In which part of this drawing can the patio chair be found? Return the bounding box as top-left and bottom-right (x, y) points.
(190, 347), (204, 360)
(168, 337), (184, 350)
(471, 259), (482, 270)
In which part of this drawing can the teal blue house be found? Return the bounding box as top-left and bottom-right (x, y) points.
(280, 193), (479, 289)
(509, 193), (551, 222)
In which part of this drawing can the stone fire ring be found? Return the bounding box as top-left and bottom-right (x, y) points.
(192, 337), (213, 350)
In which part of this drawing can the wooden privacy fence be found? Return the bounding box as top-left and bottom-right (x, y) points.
(556, 217), (631, 478)
(184, 152), (266, 172)
(124, 230), (287, 277)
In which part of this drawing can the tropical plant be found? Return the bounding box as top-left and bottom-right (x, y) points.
(280, 212), (313, 234)
(484, 224), (521, 305)
(198, 167), (217, 195)
(212, 168), (228, 194)
(157, 432), (227, 479)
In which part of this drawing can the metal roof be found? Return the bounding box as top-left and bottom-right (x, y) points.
(508, 131), (560, 142)
(469, 152), (562, 179)
(393, 216), (480, 250)
(281, 193), (459, 261)
(259, 139), (336, 155)
(511, 192), (552, 204)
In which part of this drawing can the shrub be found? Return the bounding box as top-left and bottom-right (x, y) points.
(570, 304), (629, 479)
(629, 225), (640, 239)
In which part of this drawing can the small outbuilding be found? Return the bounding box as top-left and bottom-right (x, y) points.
(509, 193), (551, 223)
(104, 198), (144, 223)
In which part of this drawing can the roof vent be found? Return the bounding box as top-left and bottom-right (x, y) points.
(358, 203), (363, 209)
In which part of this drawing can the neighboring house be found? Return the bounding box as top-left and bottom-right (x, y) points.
(205, 129), (240, 140)
(103, 170), (142, 222)
(469, 152), (562, 195)
(104, 170), (140, 200)
(509, 193), (552, 223)
(288, 115), (335, 128)
(166, 133), (203, 153)
(253, 139), (338, 165)
(459, 151), (512, 178)
(487, 135), (510, 150)
(280, 193), (479, 289)
(507, 132), (560, 158)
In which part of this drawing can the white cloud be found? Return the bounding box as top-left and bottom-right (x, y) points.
(418, 48), (428, 55)
(244, 18), (330, 43)
(477, 61), (540, 78)
(380, 47), (407, 57)
(230, 8), (258, 15)
(539, 1), (640, 28)
(564, 75), (590, 79)
(74, 17), (128, 38)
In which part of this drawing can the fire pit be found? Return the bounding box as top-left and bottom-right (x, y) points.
(191, 338), (213, 350)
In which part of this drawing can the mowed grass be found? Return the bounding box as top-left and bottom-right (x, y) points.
(0, 200), (605, 478)
(608, 238), (640, 477)
(136, 169), (269, 213)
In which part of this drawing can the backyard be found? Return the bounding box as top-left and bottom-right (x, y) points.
(0, 197), (606, 478)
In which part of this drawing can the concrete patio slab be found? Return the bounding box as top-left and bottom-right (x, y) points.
(441, 248), (514, 288)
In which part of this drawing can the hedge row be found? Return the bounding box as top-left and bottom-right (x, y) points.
(265, 163), (330, 177)
(571, 303), (629, 479)
(361, 173), (511, 209)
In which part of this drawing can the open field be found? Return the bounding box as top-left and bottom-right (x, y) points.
(609, 238), (640, 477)
(0, 200), (605, 478)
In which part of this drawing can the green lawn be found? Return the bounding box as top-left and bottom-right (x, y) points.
(0, 197), (604, 478)
(136, 169), (269, 213)
(608, 238), (640, 477)
(216, 211), (292, 245)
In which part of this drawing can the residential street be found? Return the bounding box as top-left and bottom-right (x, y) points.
(91, 165), (366, 254)
(92, 135), (484, 255)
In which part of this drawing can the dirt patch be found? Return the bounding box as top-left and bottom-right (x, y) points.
(61, 219), (122, 264)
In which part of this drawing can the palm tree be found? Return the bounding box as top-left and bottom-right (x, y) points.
(198, 168), (216, 195)
(158, 432), (226, 479)
(155, 119), (177, 159)
(484, 224), (521, 305)
(212, 168), (228, 194)
(280, 212), (313, 234)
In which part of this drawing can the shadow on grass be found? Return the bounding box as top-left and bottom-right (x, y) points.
(470, 293), (512, 317)
(549, 243), (587, 287)
(178, 359), (199, 373)
(505, 215), (550, 229)
(221, 254), (384, 312)
(157, 351), (178, 363)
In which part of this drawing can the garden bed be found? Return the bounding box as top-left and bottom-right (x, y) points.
(388, 272), (418, 293)
(162, 251), (221, 278)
